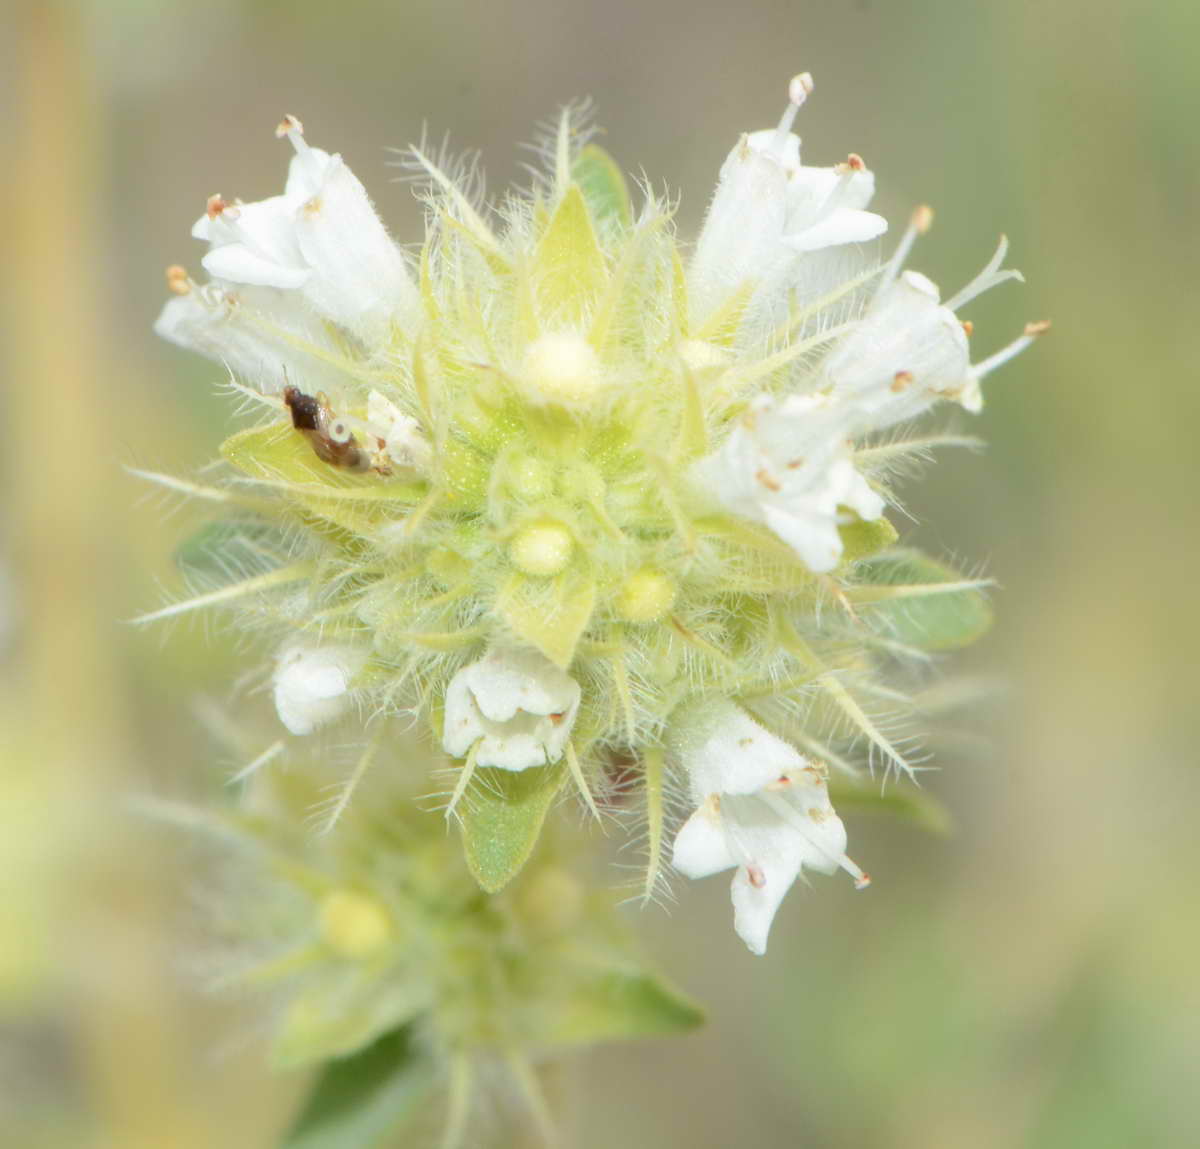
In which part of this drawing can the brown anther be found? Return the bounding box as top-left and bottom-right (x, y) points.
(786, 458), (805, 470)
(755, 468), (782, 492)
(912, 204), (934, 234)
(845, 152), (865, 171)
(961, 319), (975, 336)
(854, 872), (872, 890)
(206, 193), (229, 219)
(165, 265), (191, 295)
(548, 712), (566, 725)
(275, 113), (304, 139)
(746, 865), (767, 889)
(891, 370), (915, 393)
(1024, 319), (1052, 337)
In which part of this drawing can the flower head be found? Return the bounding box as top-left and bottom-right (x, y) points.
(151, 73), (1043, 955)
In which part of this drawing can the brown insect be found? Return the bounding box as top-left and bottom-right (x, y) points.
(284, 386), (383, 474)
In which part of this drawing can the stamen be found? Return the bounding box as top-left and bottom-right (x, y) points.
(771, 71), (813, 155)
(879, 204), (933, 291)
(165, 265), (191, 296)
(761, 790), (866, 886)
(971, 319), (1050, 381)
(275, 113), (308, 154)
(206, 193), (237, 220)
(943, 235), (1025, 312)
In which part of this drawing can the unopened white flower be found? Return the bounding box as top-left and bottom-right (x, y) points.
(187, 115), (417, 345)
(273, 643), (367, 736)
(689, 74), (886, 331)
(823, 229), (1045, 431)
(365, 390), (433, 473)
(671, 701), (868, 955)
(443, 646), (581, 771)
(691, 392), (885, 572)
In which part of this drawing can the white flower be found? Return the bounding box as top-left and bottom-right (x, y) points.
(822, 231), (1047, 432)
(688, 74), (887, 332)
(442, 646), (581, 771)
(671, 701), (868, 955)
(273, 643), (367, 736)
(365, 391), (433, 473)
(691, 392), (885, 573)
(182, 115), (417, 347)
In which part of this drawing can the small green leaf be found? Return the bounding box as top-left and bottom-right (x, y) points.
(543, 969), (704, 1046)
(281, 1025), (434, 1149)
(829, 778), (952, 835)
(175, 518), (290, 581)
(534, 184), (607, 323)
(852, 550), (994, 652)
(460, 764), (567, 893)
(571, 144), (631, 229)
(496, 573), (596, 669)
(839, 515), (899, 563)
(272, 973), (428, 1069)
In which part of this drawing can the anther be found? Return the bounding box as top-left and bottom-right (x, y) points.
(961, 320), (975, 336)
(165, 265), (191, 295)
(912, 204), (934, 234)
(1024, 319), (1052, 336)
(775, 71), (814, 140)
(206, 193), (234, 220)
(746, 864), (767, 889)
(275, 113), (304, 139)
(891, 370), (914, 393)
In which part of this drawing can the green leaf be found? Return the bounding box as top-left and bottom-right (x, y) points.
(838, 515), (899, 563)
(459, 764), (567, 893)
(281, 1025), (435, 1149)
(542, 969), (704, 1046)
(175, 518), (291, 582)
(496, 572), (596, 668)
(829, 778), (953, 835)
(220, 424), (424, 532)
(534, 184), (607, 323)
(272, 972), (429, 1069)
(571, 144), (631, 229)
(852, 550), (994, 652)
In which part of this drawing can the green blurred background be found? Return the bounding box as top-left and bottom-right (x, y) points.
(3, 0), (1198, 1145)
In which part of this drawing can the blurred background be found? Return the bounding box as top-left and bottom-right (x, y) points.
(2, 0), (1198, 1145)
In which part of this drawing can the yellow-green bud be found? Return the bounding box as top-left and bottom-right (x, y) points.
(318, 889), (392, 960)
(616, 568), (677, 622)
(510, 521), (573, 576)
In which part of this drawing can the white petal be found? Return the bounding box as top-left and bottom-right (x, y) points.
(762, 504), (845, 573)
(273, 644), (366, 736)
(154, 287), (347, 396)
(688, 143), (791, 328)
(672, 699), (804, 801)
(723, 806), (808, 955)
(293, 157), (417, 343)
(785, 209), (888, 254)
(672, 800), (737, 879)
(202, 244), (311, 289)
